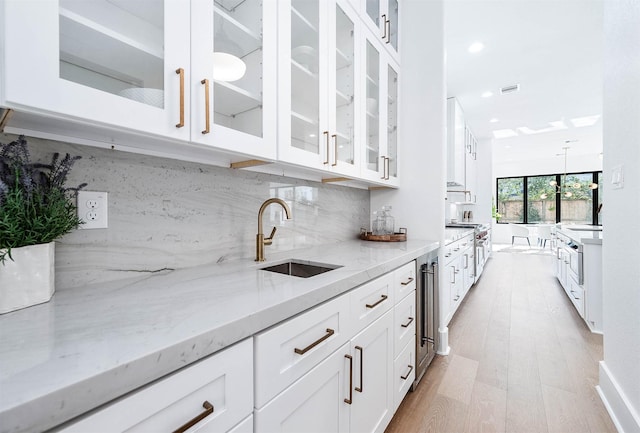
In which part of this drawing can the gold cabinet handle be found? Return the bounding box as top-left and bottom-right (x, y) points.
(381, 14), (387, 39)
(385, 19), (391, 44)
(401, 317), (414, 328)
(380, 155), (386, 179)
(365, 294), (388, 309)
(344, 354), (353, 404)
(355, 345), (363, 392)
(294, 328), (335, 355)
(400, 277), (414, 286)
(175, 68), (185, 128)
(323, 131), (330, 164)
(331, 134), (338, 166)
(201, 78), (210, 134)
(172, 401), (213, 433)
(401, 365), (414, 380)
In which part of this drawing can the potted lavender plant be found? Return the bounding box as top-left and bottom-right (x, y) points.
(0, 135), (86, 314)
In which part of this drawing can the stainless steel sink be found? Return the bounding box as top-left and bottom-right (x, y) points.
(260, 260), (342, 278)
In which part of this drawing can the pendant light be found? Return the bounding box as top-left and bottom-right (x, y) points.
(540, 146), (598, 200)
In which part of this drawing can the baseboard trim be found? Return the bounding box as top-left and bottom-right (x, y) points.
(598, 361), (640, 433)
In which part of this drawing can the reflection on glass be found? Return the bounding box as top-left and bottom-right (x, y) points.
(387, 65), (398, 177)
(291, 0), (320, 153)
(388, 0), (398, 51)
(366, 41), (380, 172)
(213, 0), (263, 137)
(561, 173), (594, 224)
(59, 0), (165, 108)
(497, 177), (524, 223)
(597, 172), (603, 225)
(366, 0), (380, 27)
(527, 175), (556, 223)
(335, 5), (354, 165)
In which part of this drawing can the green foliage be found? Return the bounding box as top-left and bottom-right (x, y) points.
(0, 136), (86, 264)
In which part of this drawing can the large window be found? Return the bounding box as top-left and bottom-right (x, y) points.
(496, 171), (601, 225)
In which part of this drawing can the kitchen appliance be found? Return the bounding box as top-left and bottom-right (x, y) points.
(412, 250), (439, 390)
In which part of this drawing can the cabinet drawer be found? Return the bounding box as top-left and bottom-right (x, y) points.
(394, 261), (416, 300)
(569, 276), (585, 318)
(393, 291), (416, 358)
(228, 415), (253, 433)
(59, 339), (253, 433)
(254, 293), (351, 408)
(393, 340), (415, 412)
(349, 272), (394, 334)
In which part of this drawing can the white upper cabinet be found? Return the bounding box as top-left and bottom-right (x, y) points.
(361, 0), (400, 63)
(359, 28), (399, 187)
(1, 0), (277, 161)
(447, 97), (466, 188)
(191, 0), (277, 160)
(3, 0), (190, 141)
(277, 0), (361, 178)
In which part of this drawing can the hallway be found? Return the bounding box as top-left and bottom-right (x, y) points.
(386, 249), (617, 433)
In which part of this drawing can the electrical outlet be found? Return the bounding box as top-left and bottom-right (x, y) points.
(77, 191), (108, 229)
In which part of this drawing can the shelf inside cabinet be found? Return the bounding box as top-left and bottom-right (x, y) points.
(214, 5), (261, 55)
(59, 8), (164, 90)
(336, 90), (353, 107)
(291, 5), (318, 33)
(214, 81), (261, 117)
(336, 48), (352, 70)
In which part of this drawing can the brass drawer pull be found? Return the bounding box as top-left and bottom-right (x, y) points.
(381, 14), (387, 39)
(355, 345), (364, 392)
(366, 294), (388, 309)
(401, 317), (414, 328)
(400, 277), (414, 286)
(201, 78), (210, 134)
(294, 328), (335, 355)
(324, 131), (330, 165)
(332, 134), (338, 166)
(344, 354), (353, 404)
(175, 68), (185, 128)
(172, 400), (213, 433)
(401, 365), (414, 380)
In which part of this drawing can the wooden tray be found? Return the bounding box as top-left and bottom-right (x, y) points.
(359, 227), (407, 242)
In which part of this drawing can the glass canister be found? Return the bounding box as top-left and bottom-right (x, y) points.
(372, 211), (384, 235)
(382, 205), (395, 234)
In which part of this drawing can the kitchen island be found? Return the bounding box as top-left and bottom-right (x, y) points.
(554, 225), (603, 333)
(0, 239), (438, 433)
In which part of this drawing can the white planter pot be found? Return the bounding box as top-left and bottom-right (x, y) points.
(0, 242), (55, 314)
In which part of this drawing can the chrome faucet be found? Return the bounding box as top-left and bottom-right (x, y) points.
(256, 198), (292, 261)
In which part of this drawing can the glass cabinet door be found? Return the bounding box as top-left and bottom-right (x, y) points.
(365, 39), (381, 177)
(386, 63), (398, 179)
(290, 0), (322, 156)
(212, 0), (264, 139)
(332, 2), (357, 173)
(361, 0), (399, 62)
(59, 0), (166, 109)
(387, 0), (398, 53)
(3, 0), (189, 140)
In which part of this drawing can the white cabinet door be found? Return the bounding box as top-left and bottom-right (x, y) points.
(359, 29), (400, 186)
(59, 339), (253, 433)
(349, 271), (394, 334)
(392, 339), (415, 412)
(349, 310), (394, 433)
(190, 0), (278, 160)
(464, 126), (477, 202)
(254, 343), (351, 433)
(3, 0), (191, 142)
(393, 292), (415, 359)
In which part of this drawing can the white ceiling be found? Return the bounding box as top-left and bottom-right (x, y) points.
(445, 0), (603, 163)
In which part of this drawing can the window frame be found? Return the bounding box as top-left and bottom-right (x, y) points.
(496, 171), (602, 225)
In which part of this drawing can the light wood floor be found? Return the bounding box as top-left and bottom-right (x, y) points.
(386, 248), (617, 433)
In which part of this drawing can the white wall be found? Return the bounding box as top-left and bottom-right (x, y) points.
(370, 0), (448, 352)
(598, 2), (640, 432)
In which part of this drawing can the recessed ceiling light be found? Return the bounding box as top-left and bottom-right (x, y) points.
(570, 115), (600, 127)
(490, 118), (499, 123)
(517, 121), (568, 135)
(468, 42), (484, 53)
(481, 91), (493, 98)
(505, 145), (512, 148)
(493, 129), (518, 139)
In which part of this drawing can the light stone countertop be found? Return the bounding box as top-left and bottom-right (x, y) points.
(444, 227), (475, 245)
(556, 225), (603, 245)
(0, 239), (439, 433)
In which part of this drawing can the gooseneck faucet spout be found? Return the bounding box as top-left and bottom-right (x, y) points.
(256, 198), (292, 261)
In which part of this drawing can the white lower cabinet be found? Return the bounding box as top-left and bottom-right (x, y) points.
(57, 338), (253, 433)
(254, 261), (416, 433)
(228, 415), (254, 433)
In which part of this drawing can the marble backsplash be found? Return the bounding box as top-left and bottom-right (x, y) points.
(1, 133), (370, 290)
